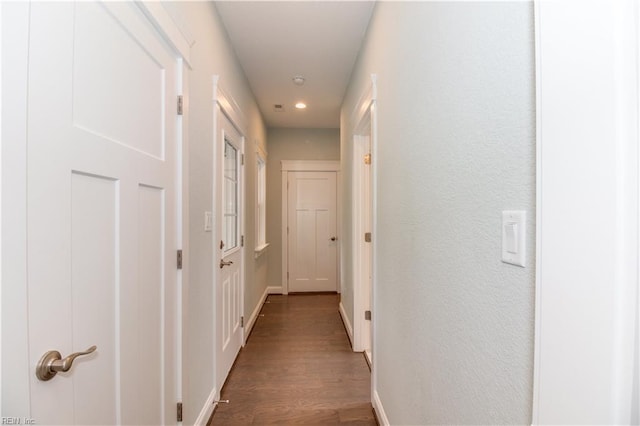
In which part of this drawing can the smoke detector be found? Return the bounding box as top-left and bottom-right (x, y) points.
(292, 76), (305, 86)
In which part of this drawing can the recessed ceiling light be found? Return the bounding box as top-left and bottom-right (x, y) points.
(295, 102), (307, 109)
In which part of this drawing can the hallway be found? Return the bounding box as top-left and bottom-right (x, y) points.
(4, 2), (639, 424)
(209, 294), (376, 425)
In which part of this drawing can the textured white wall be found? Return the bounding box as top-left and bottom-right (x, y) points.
(165, 2), (267, 424)
(341, 2), (536, 423)
(265, 128), (340, 289)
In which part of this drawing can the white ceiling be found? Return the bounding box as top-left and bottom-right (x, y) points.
(214, 1), (375, 129)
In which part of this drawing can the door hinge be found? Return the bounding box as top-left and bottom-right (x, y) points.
(177, 250), (183, 270)
(365, 310), (372, 321)
(364, 232), (372, 243)
(287, 271), (289, 280)
(364, 153), (371, 165)
(177, 402), (183, 422)
(177, 95), (184, 116)
(241, 235), (244, 247)
(241, 316), (244, 327)
(241, 153), (245, 165)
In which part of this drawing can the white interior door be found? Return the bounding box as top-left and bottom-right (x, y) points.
(287, 171), (338, 293)
(25, 2), (180, 424)
(215, 110), (244, 393)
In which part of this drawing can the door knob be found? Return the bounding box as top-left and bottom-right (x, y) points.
(330, 237), (337, 241)
(220, 259), (233, 269)
(36, 345), (97, 381)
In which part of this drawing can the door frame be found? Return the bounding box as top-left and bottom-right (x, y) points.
(140, 4), (194, 416)
(211, 75), (246, 401)
(2, 2), (31, 415)
(351, 75), (377, 356)
(533, 1), (639, 423)
(281, 160), (341, 295)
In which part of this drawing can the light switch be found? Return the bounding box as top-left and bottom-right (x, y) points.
(502, 210), (525, 267)
(204, 211), (213, 232)
(505, 223), (518, 254)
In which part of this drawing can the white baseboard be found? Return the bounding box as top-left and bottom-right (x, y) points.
(194, 387), (217, 426)
(338, 301), (353, 348)
(245, 286), (269, 341)
(364, 349), (372, 368)
(266, 285), (283, 294)
(244, 286), (284, 341)
(372, 389), (390, 426)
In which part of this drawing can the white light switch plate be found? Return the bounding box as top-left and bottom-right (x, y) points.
(502, 210), (526, 267)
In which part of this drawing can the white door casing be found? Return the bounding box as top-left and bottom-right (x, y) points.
(14, 2), (183, 424)
(281, 161), (340, 294)
(213, 79), (246, 396)
(2, 1), (31, 416)
(351, 75), (377, 361)
(533, 1), (639, 424)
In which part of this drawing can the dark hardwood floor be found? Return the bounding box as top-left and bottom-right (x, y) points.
(209, 293), (376, 425)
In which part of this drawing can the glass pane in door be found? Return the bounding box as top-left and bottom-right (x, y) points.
(223, 138), (238, 251)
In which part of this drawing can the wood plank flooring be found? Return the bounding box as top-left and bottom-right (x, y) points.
(209, 294), (376, 425)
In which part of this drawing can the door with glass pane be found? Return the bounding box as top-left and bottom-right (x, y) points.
(215, 110), (244, 393)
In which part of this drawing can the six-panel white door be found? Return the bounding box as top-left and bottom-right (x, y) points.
(287, 172), (338, 292)
(215, 110), (244, 392)
(25, 2), (180, 424)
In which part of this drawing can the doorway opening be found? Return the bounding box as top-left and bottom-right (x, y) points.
(351, 75), (377, 367)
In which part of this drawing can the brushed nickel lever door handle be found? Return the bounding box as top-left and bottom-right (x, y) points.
(220, 259), (233, 269)
(36, 345), (97, 381)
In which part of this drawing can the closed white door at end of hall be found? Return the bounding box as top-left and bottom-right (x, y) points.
(287, 171), (337, 292)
